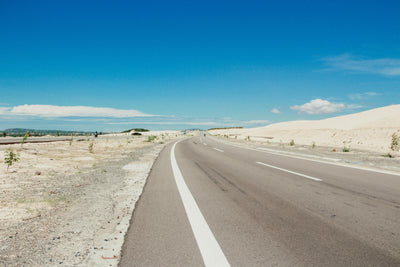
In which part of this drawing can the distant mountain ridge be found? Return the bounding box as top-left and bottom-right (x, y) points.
(1, 128), (94, 137)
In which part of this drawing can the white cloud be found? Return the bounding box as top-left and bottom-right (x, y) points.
(348, 92), (380, 100)
(322, 54), (400, 76)
(270, 108), (281, 114)
(1, 104), (153, 118)
(290, 99), (345, 114)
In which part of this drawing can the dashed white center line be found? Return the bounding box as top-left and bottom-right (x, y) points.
(171, 141), (230, 267)
(213, 148), (224, 153)
(203, 143), (207, 146)
(256, 161), (322, 182)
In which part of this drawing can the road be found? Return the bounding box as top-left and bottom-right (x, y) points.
(120, 135), (400, 266)
(0, 136), (75, 145)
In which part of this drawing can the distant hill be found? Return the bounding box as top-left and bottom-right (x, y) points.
(208, 105), (400, 153)
(121, 128), (150, 133)
(1, 128), (95, 137)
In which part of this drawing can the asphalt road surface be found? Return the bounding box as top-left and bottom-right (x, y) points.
(0, 136), (75, 145)
(120, 136), (400, 266)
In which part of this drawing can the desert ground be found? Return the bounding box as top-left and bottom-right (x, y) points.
(0, 131), (183, 266)
(208, 105), (400, 173)
(209, 105), (400, 154)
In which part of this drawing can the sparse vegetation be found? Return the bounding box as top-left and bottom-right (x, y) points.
(289, 139), (295, 146)
(245, 136), (251, 141)
(342, 141), (350, 152)
(2, 131), (6, 137)
(4, 148), (19, 171)
(312, 141), (316, 149)
(342, 146), (350, 152)
(69, 135), (73, 146)
(21, 130), (29, 147)
(390, 132), (400, 152)
(88, 142), (94, 153)
(147, 135), (157, 142)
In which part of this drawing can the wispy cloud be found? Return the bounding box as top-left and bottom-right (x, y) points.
(290, 99), (345, 114)
(322, 54), (400, 76)
(348, 92), (380, 100)
(0, 104), (271, 130)
(0, 104), (154, 118)
(270, 108), (281, 114)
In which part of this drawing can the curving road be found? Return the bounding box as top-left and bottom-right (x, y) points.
(120, 135), (400, 266)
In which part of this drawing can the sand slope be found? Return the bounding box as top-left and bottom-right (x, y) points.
(209, 105), (400, 153)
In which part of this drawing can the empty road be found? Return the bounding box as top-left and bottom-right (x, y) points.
(120, 136), (400, 266)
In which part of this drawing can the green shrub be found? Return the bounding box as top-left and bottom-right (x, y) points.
(88, 142), (94, 153)
(21, 130), (29, 147)
(312, 141), (316, 149)
(391, 133), (400, 152)
(4, 148), (19, 171)
(289, 139), (295, 146)
(342, 146), (350, 152)
(147, 136), (157, 142)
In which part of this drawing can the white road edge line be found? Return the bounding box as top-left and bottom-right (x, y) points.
(209, 137), (400, 177)
(171, 141), (230, 267)
(256, 161), (322, 182)
(213, 148), (224, 152)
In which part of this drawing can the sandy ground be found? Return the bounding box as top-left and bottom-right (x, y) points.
(209, 105), (400, 155)
(0, 131), (182, 266)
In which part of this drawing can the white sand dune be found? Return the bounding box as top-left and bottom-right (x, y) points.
(209, 105), (400, 153)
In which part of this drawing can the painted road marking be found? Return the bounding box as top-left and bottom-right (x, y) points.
(209, 136), (400, 177)
(171, 141), (230, 267)
(213, 148), (224, 153)
(204, 143), (207, 146)
(256, 161), (322, 182)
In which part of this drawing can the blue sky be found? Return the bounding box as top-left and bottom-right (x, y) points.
(1, 0), (399, 131)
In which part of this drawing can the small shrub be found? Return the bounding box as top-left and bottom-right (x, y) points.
(2, 132), (6, 137)
(69, 135), (73, 146)
(342, 141), (350, 152)
(312, 141), (316, 149)
(289, 139), (295, 146)
(21, 130), (29, 147)
(88, 142), (94, 153)
(4, 148), (19, 171)
(147, 136), (157, 142)
(391, 133), (400, 152)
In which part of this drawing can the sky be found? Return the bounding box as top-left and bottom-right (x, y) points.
(1, 0), (400, 131)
